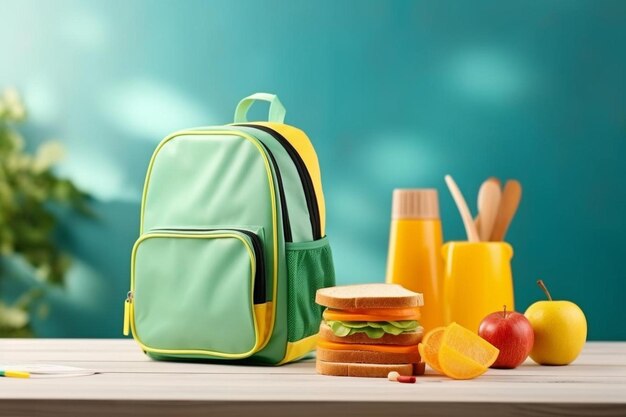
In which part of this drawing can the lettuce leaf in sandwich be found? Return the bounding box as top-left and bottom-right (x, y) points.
(326, 320), (420, 339)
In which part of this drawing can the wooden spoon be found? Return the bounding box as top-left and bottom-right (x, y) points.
(489, 177), (502, 189)
(475, 177), (501, 237)
(490, 179), (522, 241)
(445, 175), (480, 242)
(476, 179), (502, 241)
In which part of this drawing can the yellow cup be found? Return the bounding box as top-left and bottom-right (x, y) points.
(442, 241), (514, 332)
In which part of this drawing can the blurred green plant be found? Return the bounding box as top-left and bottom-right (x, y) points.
(0, 88), (89, 337)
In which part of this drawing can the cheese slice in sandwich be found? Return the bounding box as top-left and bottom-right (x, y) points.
(322, 306), (421, 322)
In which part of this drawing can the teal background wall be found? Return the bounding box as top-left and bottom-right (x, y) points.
(1, 1), (625, 339)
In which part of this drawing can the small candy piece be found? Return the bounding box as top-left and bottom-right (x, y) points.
(387, 371), (400, 381)
(388, 371), (416, 383)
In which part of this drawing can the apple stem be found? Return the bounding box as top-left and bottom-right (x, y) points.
(537, 279), (553, 301)
(503, 304), (507, 318)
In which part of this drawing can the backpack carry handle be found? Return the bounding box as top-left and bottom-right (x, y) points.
(234, 93), (286, 124)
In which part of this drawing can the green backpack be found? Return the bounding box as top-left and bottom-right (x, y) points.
(123, 93), (335, 364)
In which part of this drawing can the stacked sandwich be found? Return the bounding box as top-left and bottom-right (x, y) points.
(315, 283), (425, 377)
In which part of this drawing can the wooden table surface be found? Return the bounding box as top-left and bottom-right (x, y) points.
(0, 339), (624, 417)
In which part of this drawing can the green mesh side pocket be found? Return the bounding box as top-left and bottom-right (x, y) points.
(285, 236), (335, 343)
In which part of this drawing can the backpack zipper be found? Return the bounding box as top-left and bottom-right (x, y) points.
(237, 124), (321, 241)
(123, 291), (132, 336)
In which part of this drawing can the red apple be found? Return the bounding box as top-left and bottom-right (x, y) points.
(478, 306), (534, 369)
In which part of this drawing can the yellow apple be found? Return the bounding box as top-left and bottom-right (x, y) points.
(524, 280), (587, 365)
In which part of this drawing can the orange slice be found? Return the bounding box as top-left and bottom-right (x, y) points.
(441, 323), (500, 366)
(437, 322), (499, 380)
(438, 345), (490, 380)
(418, 326), (445, 374)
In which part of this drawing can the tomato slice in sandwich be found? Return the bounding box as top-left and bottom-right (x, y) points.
(322, 307), (421, 322)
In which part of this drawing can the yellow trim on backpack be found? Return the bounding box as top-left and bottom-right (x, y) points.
(277, 333), (319, 365)
(253, 301), (273, 344)
(253, 122), (327, 236)
(137, 130), (279, 355)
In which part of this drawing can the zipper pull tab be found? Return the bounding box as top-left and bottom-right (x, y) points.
(123, 291), (133, 336)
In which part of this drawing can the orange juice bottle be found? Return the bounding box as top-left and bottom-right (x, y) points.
(385, 189), (444, 333)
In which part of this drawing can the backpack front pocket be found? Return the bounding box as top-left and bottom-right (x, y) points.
(127, 228), (267, 359)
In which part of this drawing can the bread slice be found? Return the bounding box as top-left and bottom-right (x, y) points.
(319, 322), (423, 345)
(316, 360), (426, 378)
(317, 346), (421, 364)
(316, 284), (423, 309)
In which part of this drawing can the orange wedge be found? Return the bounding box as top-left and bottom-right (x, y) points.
(418, 326), (446, 373)
(438, 345), (490, 380)
(438, 322), (499, 380)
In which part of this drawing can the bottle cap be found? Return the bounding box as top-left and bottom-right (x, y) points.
(391, 189), (440, 220)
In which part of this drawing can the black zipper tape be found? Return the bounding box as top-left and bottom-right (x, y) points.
(239, 229), (266, 304)
(152, 228), (266, 304)
(238, 124), (321, 240)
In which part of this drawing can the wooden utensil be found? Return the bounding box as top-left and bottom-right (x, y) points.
(445, 175), (480, 242)
(476, 178), (502, 241)
(490, 179), (522, 241)
(489, 177), (502, 189)
(475, 177), (501, 239)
